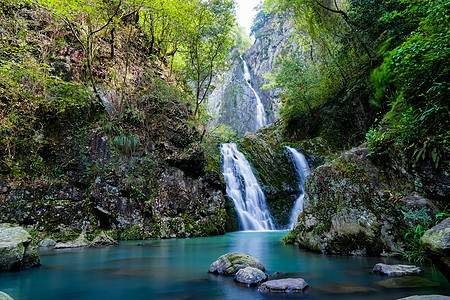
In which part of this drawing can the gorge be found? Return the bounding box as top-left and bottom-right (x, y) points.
(0, 0), (449, 298)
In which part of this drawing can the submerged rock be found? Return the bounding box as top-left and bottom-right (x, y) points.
(397, 296), (450, 300)
(0, 291), (14, 300)
(234, 266), (267, 286)
(208, 253), (265, 275)
(421, 218), (450, 281)
(317, 283), (377, 294)
(372, 263), (422, 276)
(0, 224), (40, 272)
(375, 277), (439, 289)
(258, 278), (309, 293)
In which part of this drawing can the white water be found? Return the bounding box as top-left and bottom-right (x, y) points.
(221, 143), (275, 231)
(240, 56), (267, 130)
(286, 146), (311, 229)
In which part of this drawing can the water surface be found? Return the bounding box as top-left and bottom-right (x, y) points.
(1, 231), (448, 299)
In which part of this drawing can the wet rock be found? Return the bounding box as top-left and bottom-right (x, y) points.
(89, 231), (118, 247)
(0, 224), (40, 272)
(258, 278), (309, 293)
(234, 266), (267, 286)
(0, 291), (14, 300)
(38, 238), (56, 247)
(372, 263), (422, 276)
(397, 296), (450, 300)
(421, 218), (450, 281)
(208, 253), (265, 275)
(289, 146), (440, 256)
(54, 234), (88, 249)
(375, 277), (439, 289)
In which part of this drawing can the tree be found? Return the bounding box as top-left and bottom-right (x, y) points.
(178, 0), (235, 117)
(37, 0), (123, 101)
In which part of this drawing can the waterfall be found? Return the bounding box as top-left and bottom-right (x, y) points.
(221, 143), (275, 231)
(286, 146), (311, 230)
(240, 56), (267, 130)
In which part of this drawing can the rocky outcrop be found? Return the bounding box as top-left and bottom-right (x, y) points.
(234, 266), (267, 286)
(258, 278), (309, 293)
(0, 224), (40, 272)
(0, 3), (229, 241)
(372, 263), (422, 276)
(421, 218), (450, 281)
(289, 147), (440, 255)
(207, 12), (303, 136)
(207, 49), (270, 135)
(208, 253), (265, 275)
(238, 127), (299, 226)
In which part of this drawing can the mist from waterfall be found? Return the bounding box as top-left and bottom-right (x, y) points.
(286, 146), (311, 230)
(240, 55), (267, 130)
(221, 143), (275, 231)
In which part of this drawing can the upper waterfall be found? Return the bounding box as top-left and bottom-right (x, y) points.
(221, 143), (275, 231)
(286, 146), (311, 229)
(240, 56), (267, 130)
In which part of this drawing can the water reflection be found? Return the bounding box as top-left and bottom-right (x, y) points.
(0, 231), (448, 300)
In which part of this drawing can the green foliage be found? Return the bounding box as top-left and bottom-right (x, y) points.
(366, 0), (450, 166)
(281, 230), (298, 245)
(0, 58), (91, 178)
(177, 0), (235, 117)
(111, 135), (140, 156)
(231, 24), (253, 54)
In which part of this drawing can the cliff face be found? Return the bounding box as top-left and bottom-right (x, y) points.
(0, 3), (230, 240)
(207, 13), (299, 136)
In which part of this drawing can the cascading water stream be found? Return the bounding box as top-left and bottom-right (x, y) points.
(221, 143), (275, 231)
(286, 146), (311, 230)
(240, 55), (267, 130)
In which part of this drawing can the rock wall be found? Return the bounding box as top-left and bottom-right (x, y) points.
(288, 147), (442, 256)
(207, 49), (266, 134)
(207, 13), (301, 136)
(0, 3), (232, 241)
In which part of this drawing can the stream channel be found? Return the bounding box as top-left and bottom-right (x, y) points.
(1, 231), (449, 299)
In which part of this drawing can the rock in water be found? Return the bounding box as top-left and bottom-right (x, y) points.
(372, 263), (422, 276)
(38, 238), (56, 247)
(208, 253), (265, 275)
(0, 223), (40, 272)
(258, 278), (309, 293)
(397, 296), (450, 300)
(375, 277), (439, 289)
(421, 217), (450, 281)
(0, 291), (14, 300)
(90, 231), (118, 247)
(234, 266), (267, 286)
(54, 233), (88, 249)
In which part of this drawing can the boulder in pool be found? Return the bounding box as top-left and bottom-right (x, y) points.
(421, 217), (450, 281)
(234, 266), (267, 286)
(54, 233), (88, 249)
(372, 263), (422, 276)
(38, 238), (56, 247)
(0, 223), (40, 272)
(208, 253), (265, 275)
(0, 291), (14, 300)
(258, 278), (309, 293)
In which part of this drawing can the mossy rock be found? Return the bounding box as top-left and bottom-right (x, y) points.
(421, 218), (450, 281)
(208, 252), (265, 275)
